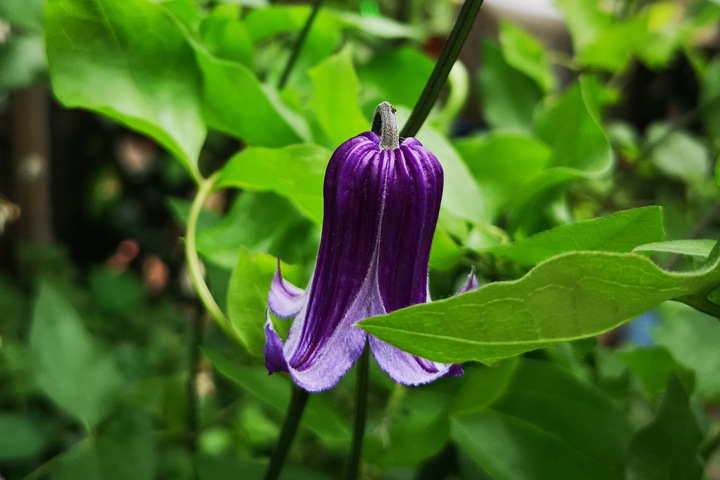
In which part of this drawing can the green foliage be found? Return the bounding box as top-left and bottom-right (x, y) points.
(486, 207), (664, 265)
(45, 0), (206, 182)
(625, 376), (704, 480)
(5, 0), (720, 478)
(30, 282), (124, 429)
(218, 144), (332, 225)
(452, 360), (632, 480)
(361, 251), (720, 363)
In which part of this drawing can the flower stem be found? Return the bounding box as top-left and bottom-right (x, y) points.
(264, 385), (310, 480)
(400, 0), (484, 138)
(185, 172), (233, 335)
(345, 344), (370, 480)
(278, 0), (324, 90)
(372, 102), (400, 150)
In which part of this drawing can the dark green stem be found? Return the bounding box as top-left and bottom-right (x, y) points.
(264, 385), (310, 480)
(675, 295), (720, 320)
(400, 0), (484, 138)
(278, 0), (324, 90)
(344, 344), (370, 480)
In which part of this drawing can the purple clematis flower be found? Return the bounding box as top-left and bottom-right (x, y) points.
(263, 102), (476, 392)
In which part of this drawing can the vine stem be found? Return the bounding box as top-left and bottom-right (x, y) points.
(278, 0), (324, 90)
(185, 172), (233, 335)
(400, 0), (484, 138)
(345, 344), (370, 480)
(264, 385), (310, 480)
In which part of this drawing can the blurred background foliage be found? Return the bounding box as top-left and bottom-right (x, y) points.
(1, 0), (720, 479)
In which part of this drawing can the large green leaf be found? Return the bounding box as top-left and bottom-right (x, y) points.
(45, 0), (205, 181)
(218, 144), (332, 225)
(195, 47), (310, 146)
(486, 207), (664, 266)
(452, 360), (632, 480)
(30, 282), (124, 429)
(625, 376), (704, 480)
(360, 251), (720, 364)
(308, 48), (368, 148)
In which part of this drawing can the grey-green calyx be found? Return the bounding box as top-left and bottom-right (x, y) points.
(372, 101), (400, 151)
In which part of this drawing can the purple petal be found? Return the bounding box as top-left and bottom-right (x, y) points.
(455, 267), (478, 295)
(377, 139), (443, 311)
(268, 259), (306, 318)
(369, 335), (461, 386)
(281, 275), (378, 392)
(264, 311), (288, 374)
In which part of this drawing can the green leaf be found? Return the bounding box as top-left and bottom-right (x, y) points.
(202, 348), (350, 447)
(510, 78), (613, 233)
(633, 239), (716, 258)
(0, 0), (44, 32)
(364, 390), (450, 467)
(200, 11), (254, 68)
(453, 133), (550, 220)
(308, 48), (368, 148)
(330, 10), (420, 40)
(654, 302), (720, 399)
(536, 78), (612, 173)
(30, 282), (124, 429)
(359, 47), (434, 108)
(429, 226), (464, 271)
(486, 207), (664, 266)
(452, 360), (632, 480)
(451, 358), (519, 416)
(0, 414), (47, 461)
(625, 376), (704, 480)
(618, 346), (694, 398)
(195, 47), (310, 146)
(553, 0), (610, 50)
(498, 20), (555, 92)
(45, 0), (206, 182)
(360, 251), (720, 364)
(245, 6), (339, 90)
(53, 412), (157, 480)
(578, 19), (648, 72)
(217, 144), (331, 225)
(480, 40), (543, 133)
(197, 191), (315, 270)
(647, 123), (711, 186)
(226, 248), (304, 357)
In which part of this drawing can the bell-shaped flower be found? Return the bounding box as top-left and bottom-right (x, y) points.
(264, 102), (476, 392)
